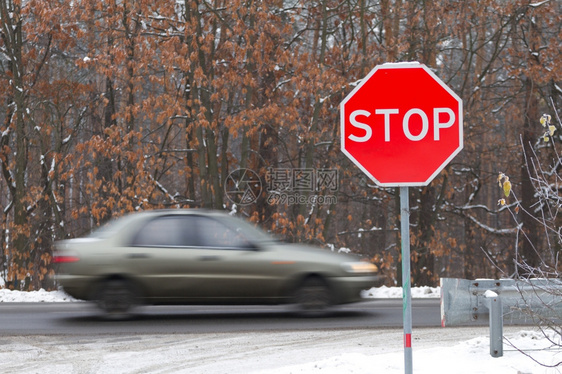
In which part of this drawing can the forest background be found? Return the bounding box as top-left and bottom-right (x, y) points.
(0, 0), (560, 291)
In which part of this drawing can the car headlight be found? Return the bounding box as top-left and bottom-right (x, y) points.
(341, 262), (378, 273)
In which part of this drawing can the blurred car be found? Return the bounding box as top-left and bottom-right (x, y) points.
(54, 210), (379, 316)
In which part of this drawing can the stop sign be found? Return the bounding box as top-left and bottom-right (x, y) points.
(340, 62), (463, 186)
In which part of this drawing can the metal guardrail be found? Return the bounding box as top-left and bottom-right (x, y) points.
(440, 277), (562, 357)
(440, 277), (562, 327)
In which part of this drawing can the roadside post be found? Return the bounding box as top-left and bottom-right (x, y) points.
(340, 62), (463, 373)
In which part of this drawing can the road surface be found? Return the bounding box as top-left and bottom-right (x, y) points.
(0, 299), (441, 335)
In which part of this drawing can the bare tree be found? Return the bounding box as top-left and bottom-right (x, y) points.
(497, 110), (561, 368)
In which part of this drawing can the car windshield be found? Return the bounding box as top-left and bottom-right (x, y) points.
(220, 215), (280, 244)
(88, 214), (139, 239)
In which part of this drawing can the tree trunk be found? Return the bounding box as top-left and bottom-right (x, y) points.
(519, 76), (539, 275)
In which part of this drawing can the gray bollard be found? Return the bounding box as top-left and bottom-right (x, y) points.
(484, 290), (503, 357)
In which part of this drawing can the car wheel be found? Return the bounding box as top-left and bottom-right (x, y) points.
(95, 279), (140, 318)
(293, 277), (333, 316)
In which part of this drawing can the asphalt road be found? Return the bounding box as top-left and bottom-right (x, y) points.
(0, 299), (441, 335)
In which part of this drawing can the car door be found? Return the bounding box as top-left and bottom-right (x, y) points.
(125, 215), (203, 301)
(185, 215), (289, 302)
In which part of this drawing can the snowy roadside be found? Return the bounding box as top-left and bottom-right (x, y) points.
(1, 286), (560, 374)
(0, 325), (560, 374)
(0, 288), (78, 302)
(0, 285), (440, 303)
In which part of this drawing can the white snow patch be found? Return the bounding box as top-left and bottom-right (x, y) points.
(0, 288), (78, 302)
(362, 285), (441, 299)
(0, 286), (441, 302)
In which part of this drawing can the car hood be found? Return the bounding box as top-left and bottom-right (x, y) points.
(266, 241), (361, 262)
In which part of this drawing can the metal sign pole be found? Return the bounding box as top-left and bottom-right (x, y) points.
(400, 186), (413, 374)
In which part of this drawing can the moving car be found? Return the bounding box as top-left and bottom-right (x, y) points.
(54, 210), (379, 316)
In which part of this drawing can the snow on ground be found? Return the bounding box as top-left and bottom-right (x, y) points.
(0, 288), (77, 302)
(0, 286), (561, 374)
(0, 285), (440, 303)
(362, 285), (440, 299)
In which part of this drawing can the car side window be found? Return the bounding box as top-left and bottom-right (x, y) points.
(131, 216), (199, 247)
(130, 215), (253, 249)
(131, 216), (181, 247)
(195, 217), (253, 249)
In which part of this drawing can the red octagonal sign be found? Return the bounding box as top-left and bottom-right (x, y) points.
(340, 62), (463, 186)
